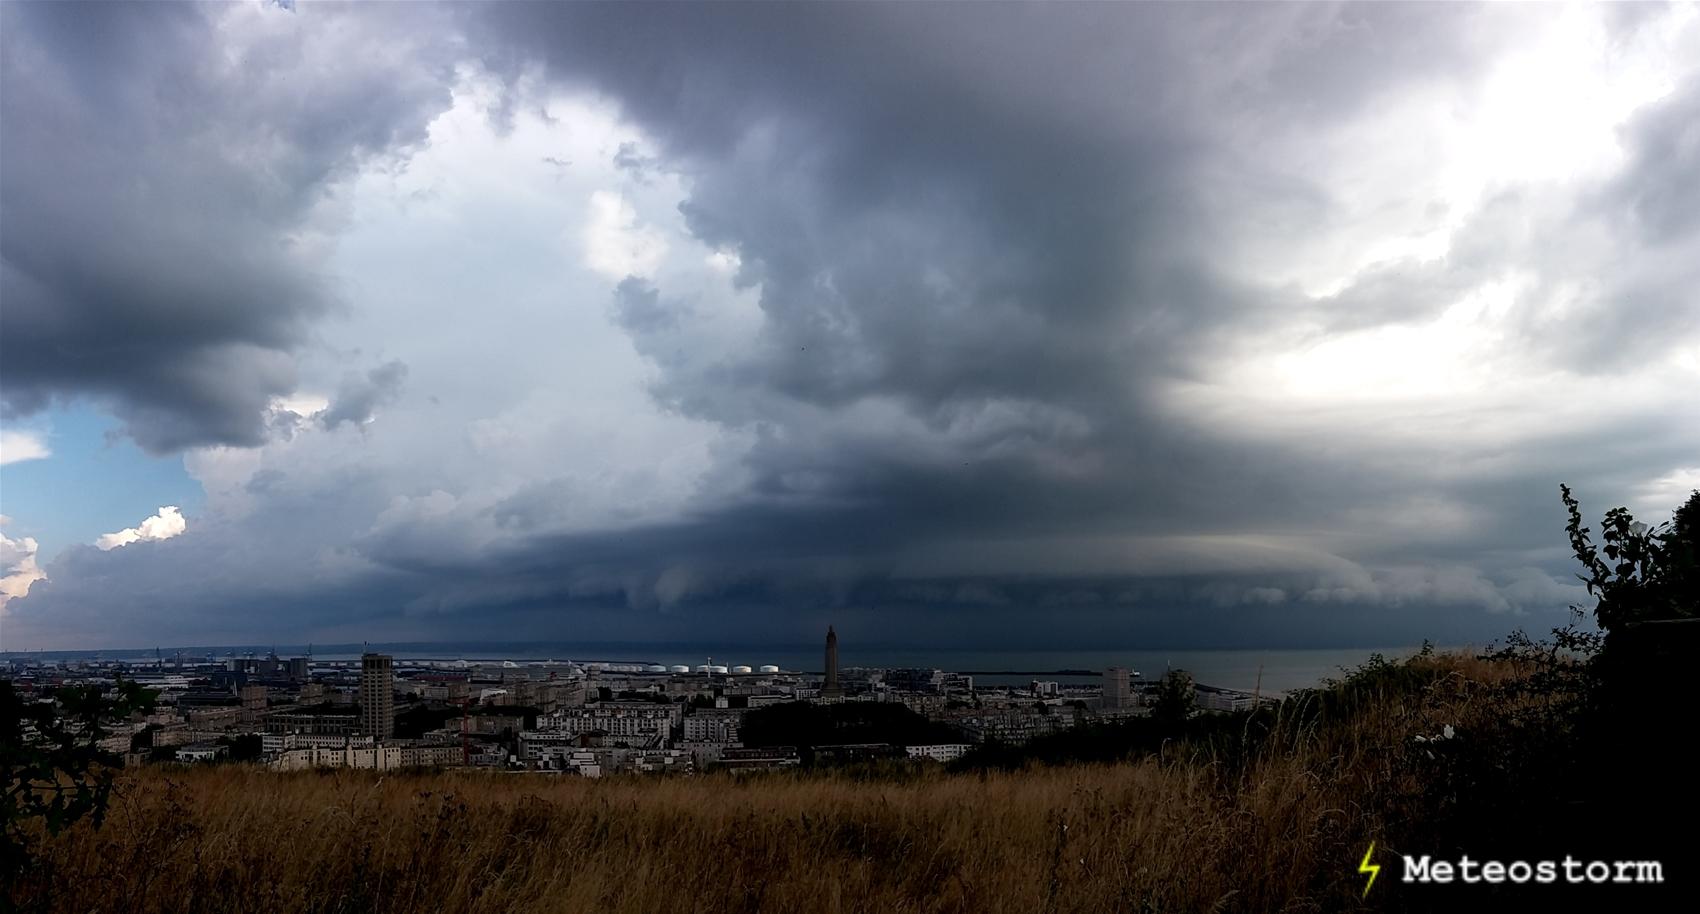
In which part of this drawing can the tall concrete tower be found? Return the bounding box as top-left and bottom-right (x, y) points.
(360, 652), (395, 740)
(823, 626), (842, 699)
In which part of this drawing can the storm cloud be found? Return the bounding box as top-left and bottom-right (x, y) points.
(2, 2), (1696, 650)
(0, 1), (454, 451)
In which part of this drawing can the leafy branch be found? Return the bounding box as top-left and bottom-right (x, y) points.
(2, 678), (158, 881)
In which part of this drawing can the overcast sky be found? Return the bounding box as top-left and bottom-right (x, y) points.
(3, 2), (1698, 652)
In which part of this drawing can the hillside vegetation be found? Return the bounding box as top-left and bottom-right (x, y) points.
(11, 650), (1611, 914)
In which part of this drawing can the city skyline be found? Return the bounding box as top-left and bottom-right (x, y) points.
(2, 624), (1252, 781)
(4, 3), (1700, 652)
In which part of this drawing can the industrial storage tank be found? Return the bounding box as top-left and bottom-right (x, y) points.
(759, 665), (781, 673)
(646, 664), (668, 673)
(709, 665), (729, 674)
(694, 664), (711, 673)
(670, 664), (691, 673)
(731, 665), (753, 674)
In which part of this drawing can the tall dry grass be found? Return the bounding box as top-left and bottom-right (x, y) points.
(8, 653), (1535, 914)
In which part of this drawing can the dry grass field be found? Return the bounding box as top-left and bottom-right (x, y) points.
(7, 654), (1547, 914)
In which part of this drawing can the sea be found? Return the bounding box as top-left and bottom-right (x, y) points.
(7, 642), (1461, 695)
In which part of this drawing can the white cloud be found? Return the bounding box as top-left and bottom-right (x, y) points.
(1, 519), (47, 615)
(269, 393), (331, 419)
(582, 189), (669, 279)
(0, 430), (51, 465)
(96, 506), (188, 551)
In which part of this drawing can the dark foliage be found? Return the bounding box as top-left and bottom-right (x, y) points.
(740, 702), (961, 757)
(217, 734), (264, 763)
(1412, 486), (1700, 901)
(2, 678), (157, 881)
(956, 713), (1189, 772)
(1561, 483), (1699, 630)
(470, 705), (541, 730)
(394, 704), (458, 741)
(1149, 669), (1196, 727)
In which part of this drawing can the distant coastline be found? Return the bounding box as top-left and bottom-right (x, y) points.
(1, 642), (1452, 695)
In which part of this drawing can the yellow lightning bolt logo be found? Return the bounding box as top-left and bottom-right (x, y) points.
(1359, 842), (1381, 898)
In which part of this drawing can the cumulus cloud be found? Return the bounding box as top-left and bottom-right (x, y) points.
(0, 429), (50, 465)
(96, 507), (188, 552)
(0, 518), (47, 614)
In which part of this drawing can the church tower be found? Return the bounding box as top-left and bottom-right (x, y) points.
(823, 625), (842, 699)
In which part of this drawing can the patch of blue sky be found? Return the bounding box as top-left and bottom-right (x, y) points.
(0, 404), (203, 559)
